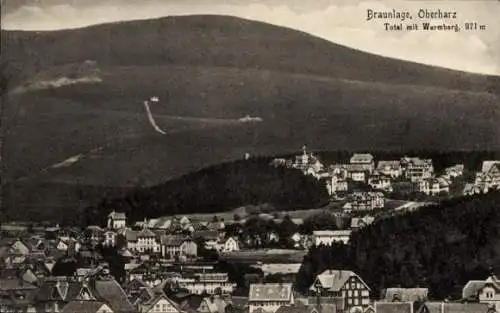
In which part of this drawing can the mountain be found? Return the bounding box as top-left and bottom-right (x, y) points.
(0, 15), (499, 221)
(295, 191), (500, 300)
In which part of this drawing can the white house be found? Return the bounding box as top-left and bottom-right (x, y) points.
(350, 154), (375, 173)
(312, 230), (352, 246)
(216, 237), (239, 252)
(135, 227), (160, 254)
(248, 283), (294, 313)
(376, 161), (402, 178)
(103, 231), (117, 247)
(175, 273), (236, 295)
(107, 211), (127, 230)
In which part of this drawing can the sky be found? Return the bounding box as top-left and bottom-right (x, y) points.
(1, 0), (499, 75)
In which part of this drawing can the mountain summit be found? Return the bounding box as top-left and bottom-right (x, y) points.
(1, 15), (499, 219)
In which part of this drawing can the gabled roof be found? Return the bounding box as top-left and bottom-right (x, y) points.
(248, 283), (293, 302)
(350, 154), (374, 164)
(0, 279), (37, 291)
(193, 231), (220, 241)
(482, 161), (500, 173)
(375, 302), (413, 313)
(92, 278), (136, 313)
(462, 281), (487, 300)
(36, 277), (82, 302)
(310, 270), (370, 292)
(108, 211), (126, 220)
(199, 296), (230, 313)
(60, 300), (110, 313)
(137, 228), (156, 238)
(382, 288), (428, 302)
(141, 292), (182, 313)
(160, 235), (190, 246)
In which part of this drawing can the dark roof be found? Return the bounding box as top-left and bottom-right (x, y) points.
(193, 231), (220, 241)
(60, 300), (109, 313)
(35, 277), (82, 302)
(0, 279), (37, 291)
(382, 288), (428, 302)
(375, 302), (413, 313)
(161, 235), (190, 246)
(93, 278), (136, 313)
(417, 302), (492, 313)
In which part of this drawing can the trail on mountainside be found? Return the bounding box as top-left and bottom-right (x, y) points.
(143, 97), (167, 135)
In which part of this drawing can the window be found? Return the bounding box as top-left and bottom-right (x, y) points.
(162, 304), (167, 312)
(156, 304), (160, 312)
(354, 290), (359, 297)
(348, 290), (352, 297)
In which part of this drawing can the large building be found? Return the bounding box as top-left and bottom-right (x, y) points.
(248, 283), (294, 313)
(107, 211), (127, 230)
(309, 270), (371, 311)
(312, 230), (352, 246)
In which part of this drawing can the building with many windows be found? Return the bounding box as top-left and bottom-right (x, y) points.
(309, 270), (371, 311)
(248, 283), (294, 313)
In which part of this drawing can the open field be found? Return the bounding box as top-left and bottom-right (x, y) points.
(219, 249), (307, 264)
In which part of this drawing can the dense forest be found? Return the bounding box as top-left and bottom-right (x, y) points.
(81, 157), (330, 226)
(295, 191), (500, 300)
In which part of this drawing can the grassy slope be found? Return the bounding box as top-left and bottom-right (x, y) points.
(0, 15), (499, 220)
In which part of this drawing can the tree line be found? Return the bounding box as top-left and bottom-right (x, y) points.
(295, 191), (500, 300)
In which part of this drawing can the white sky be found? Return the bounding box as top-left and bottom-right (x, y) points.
(2, 0), (499, 75)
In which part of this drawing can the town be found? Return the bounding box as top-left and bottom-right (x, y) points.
(2, 148), (500, 313)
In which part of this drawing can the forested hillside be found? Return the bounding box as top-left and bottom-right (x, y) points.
(81, 157), (329, 226)
(295, 191), (500, 300)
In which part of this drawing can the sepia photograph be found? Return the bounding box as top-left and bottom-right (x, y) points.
(0, 0), (499, 313)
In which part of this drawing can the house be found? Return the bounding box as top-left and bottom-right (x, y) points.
(445, 164), (465, 178)
(194, 231), (221, 250)
(135, 226), (160, 254)
(463, 183), (487, 196)
(346, 164), (369, 183)
(60, 300), (114, 313)
(350, 154), (375, 173)
(414, 178), (449, 196)
(216, 237), (239, 253)
(401, 157), (434, 182)
(248, 283), (294, 313)
(344, 192), (385, 213)
(325, 175), (349, 196)
(56, 240), (69, 251)
(36, 274), (135, 313)
(160, 235), (197, 260)
(137, 291), (182, 313)
(374, 302), (413, 313)
(468, 274), (500, 307)
(292, 146), (324, 177)
(376, 161), (403, 178)
(309, 270), (370, 311)
(103, 231), (118, 247)
(9, 240), (31, 256)
(350, 216), (375, 231)
(107, 211), (127, 230)
(480, 161), (500, 189)
(0, 278), (38, 313)
(415, 302), (493, 313)
(368, 175), (392, 192)
(197, 294), (232, 313)
(118, 228), (138, 251)
(175, 272), (236, 295)
(312, 230), (352, 246)
(380, 288), (428, 302)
